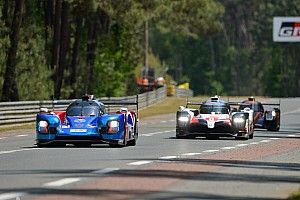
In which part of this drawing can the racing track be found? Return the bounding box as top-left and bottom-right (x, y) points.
(0, 98), (299, 200)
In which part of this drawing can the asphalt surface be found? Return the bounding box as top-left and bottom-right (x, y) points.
(0, 98), (299, 200)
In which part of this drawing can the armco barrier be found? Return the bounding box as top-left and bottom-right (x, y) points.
(176, 88), (194, 97)
(0, 87), (167, 127)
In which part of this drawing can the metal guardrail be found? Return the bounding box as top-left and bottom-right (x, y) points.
(0, 87), (168, 127)
(176, 88), (194, 97)
(0, 86), (193, 127)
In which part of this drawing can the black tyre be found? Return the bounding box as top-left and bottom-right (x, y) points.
(249, 133), (254, 139)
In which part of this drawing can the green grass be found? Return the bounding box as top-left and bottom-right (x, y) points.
(138, 97), (187, 118)
(0, 123), (35, 133)
(287, 188), (300, 200)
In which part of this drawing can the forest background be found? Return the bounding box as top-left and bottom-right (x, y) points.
(0, 0), (299, 101)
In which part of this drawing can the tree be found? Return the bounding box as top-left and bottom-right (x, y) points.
(2, 0), (24, 101)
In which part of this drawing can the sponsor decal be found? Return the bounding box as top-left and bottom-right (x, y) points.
(273, 17), (300, 42)
(70, 129), (87, 133)
(74, 118), (86, 123)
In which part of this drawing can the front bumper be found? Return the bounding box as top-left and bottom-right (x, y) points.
(177, 121), (246, 137)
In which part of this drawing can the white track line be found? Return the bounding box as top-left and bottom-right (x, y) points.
(0, 192), (25, 200)
(159, 156), (177, 159)
(270, 138), (280, 140)
(288, 134), (296, 137)
(92, 168), (119, 174)
(0, 137), (7, 140)
(202, 150), (219, 153)
(181, 152), (202, 156)
(236, 144), (249, 147)
(44, 178), (81, 187)
(260, 140), (271, 143)
(250, 142), (259, 145)
(14, 134), (28, 137)
(221, 146), (236, 150)
(127, 161), (153, 166)
(0, 148), (41, 155)
(142, 130), (174, 137)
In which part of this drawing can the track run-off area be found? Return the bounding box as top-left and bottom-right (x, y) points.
(0, 98), (299, 200)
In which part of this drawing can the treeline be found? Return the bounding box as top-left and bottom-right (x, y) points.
(0, 0), (299, 101)
(152, 0), (300, 97)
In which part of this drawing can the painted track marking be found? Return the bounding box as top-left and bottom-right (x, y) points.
(0, 148), (41, 155)
(0, 137), (7, 140)
(159, 156), (177, 159)
(221, 146), (236, 150)
(92, 168), (119, 174)
(236, 144), (249, 147)
(260, 140), (271, 143)
(0, 192), (24, 200)
(15, 134), (28, 137)
(182, 152), (202, 156)
(203, 150), (219, 153)
(127, 161), (153, 166)
(142, 130), (174, 137)
(288, 134), (296, 137)
(44, 178), (81, 187)
(250, 142), (259, 145)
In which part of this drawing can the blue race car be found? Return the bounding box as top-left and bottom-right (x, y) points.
(238, 97), (280, 131)
(36, 95), (138, 147)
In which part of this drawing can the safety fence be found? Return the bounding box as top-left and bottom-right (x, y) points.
(0, 86), (187, 127)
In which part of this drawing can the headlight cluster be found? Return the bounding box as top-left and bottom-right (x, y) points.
(108, 120), (119, 133)
(233, 117), (245, 123)
(38, 120), (48, 133)
(178, 116), (189, 122)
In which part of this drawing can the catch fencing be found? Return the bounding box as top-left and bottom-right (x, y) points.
(0, 86), (193, 127)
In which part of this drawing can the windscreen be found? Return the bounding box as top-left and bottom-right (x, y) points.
(66, 106), (99, 116)
(200, 105), (229, 114)
(239, 102), (262, 112)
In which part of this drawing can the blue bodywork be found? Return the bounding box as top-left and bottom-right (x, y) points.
(36, 98), (137, 146)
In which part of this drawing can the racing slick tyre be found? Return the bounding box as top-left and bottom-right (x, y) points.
(267, 124), (280, 131)
(235, 134), (249, 140)
(128, 119), (138, 146)
(249, 133), (254, 139)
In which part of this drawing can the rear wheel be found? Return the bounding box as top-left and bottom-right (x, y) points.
(128, 117), (138, 146)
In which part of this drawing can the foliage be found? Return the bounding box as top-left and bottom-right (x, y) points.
(0, 0), (299, 101)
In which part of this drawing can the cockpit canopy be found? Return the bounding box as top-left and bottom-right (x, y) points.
(200, 105), (229, 114)
(66, 99), (105, 117)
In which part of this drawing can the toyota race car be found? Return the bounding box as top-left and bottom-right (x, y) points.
(238, 97), (280, 131)
(176, 96), (254, 140)
(36, 95), (138, 147)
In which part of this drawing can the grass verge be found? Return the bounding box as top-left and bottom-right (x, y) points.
(139, 97), (191, 118)
(287, 188), (300, 200)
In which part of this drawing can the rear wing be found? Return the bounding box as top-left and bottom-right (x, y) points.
(186, 97), (202, 108)
(229, 100), (281, 111)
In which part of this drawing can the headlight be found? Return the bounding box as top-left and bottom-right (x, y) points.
(38, 120), (48, 133)
(272, 110), (276, 117)
(109, 120), (119, 128)
(108, 120), (119, 133)
(233, 118), (245, 123)
(178, 116), (189, 122)
(38, 121), (48, 128)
